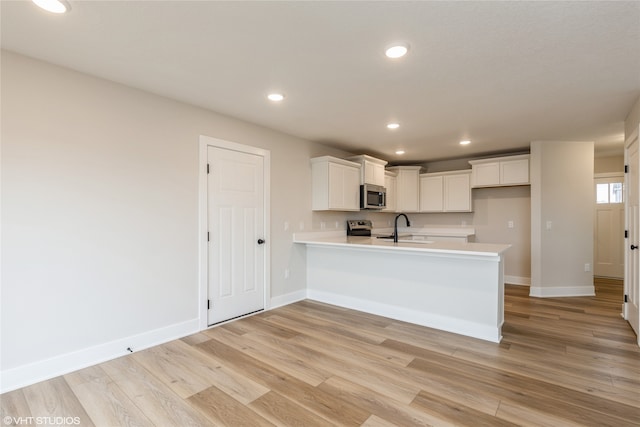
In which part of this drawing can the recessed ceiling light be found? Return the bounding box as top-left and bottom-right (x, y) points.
(385, 43), (409, 59)
(267, 93), (285, 102)
(395, 150), (405, 155)
(32, 0), (70, 13)
(460, 140), (471, 145)
(387, 123), (400, 130)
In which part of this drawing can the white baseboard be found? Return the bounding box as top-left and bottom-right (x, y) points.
(0, 318), (199, 394)
(307, 289), (502, 343)
(529, 285), (595, 298)
(269, 289), (307, 309)
(505, 275), (530, 286)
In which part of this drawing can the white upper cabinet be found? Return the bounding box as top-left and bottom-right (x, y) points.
(469, 154), (530, 188)
(500, 156), (529, 185)
(383, 170), (398, 212)
(311, 156), (361, 211)
(346, 155), (388, 186)
(470, 161), (500, 187)
(386, 166), (422, 212)
(444, 172), (472, 211)
(420, 174), (444, 212)
(420, 170), (472, 212)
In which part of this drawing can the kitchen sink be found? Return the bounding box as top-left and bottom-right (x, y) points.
(376, 235), (434, 244)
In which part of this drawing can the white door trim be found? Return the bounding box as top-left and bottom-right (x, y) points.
(623, 126), (640, 345)
(594, 172), (624, 179)
(198, 135), (271, 331)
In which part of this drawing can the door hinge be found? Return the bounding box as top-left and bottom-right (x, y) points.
(625, 230), (629, 239)
(207, 299), (211, 309)
(207, 163), (210, 174)
(625, 164), (629, 173)
(624, 294), (628, 303)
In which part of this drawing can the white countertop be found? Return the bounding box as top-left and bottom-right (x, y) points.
(377, 226), (476, 238)
(294, 231), (510, 257)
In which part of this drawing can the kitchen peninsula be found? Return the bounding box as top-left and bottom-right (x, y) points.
(294, 230), (511, 342)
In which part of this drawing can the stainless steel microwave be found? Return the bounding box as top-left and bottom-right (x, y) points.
(360, 184), (386, 210)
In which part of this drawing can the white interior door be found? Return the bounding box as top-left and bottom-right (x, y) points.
(594, 175), (625, 278)
(624, 129), (640, 341)
(207, 145), (266, 325)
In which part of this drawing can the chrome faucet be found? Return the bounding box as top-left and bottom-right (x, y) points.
(393, 213), (411, 243)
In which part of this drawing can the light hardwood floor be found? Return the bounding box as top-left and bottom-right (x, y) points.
(2, 279), (639, 426)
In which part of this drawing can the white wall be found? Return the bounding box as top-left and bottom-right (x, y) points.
(0, 51), (351, 391)
(530, 141), (594, 297)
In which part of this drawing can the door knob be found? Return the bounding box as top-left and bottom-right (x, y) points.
(257, 239), (265, 245)
(631, 245), (638, 250)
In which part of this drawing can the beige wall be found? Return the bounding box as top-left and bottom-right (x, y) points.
(530, 141), (594, 296)
(625, 95), (640, 140)
(0, 51), (353, 385)
(594, 155), (624, 174)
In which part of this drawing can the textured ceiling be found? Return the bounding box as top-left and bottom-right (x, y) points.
(2, 1), (639, 162)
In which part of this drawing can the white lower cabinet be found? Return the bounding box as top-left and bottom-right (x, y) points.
(420, 170), (472, 212)
(311, 156), (361, 211)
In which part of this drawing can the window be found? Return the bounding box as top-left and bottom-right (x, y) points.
(596, 182), (624, 204)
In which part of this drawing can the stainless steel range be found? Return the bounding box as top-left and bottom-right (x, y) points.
(346, 220), (372, 236)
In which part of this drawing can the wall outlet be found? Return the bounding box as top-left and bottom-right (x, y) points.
(284, 268), (290, 279)
(584, 263), (591, 272)
(546, 220), (553, 230)
(320, 221), (326, 230)
(284, 221), (289, 231)
(508, 220), (514, 229)
(335, 221), (340, 229)
(461, 220), (467, 226)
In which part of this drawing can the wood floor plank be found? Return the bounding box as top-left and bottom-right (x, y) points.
(65, 365), (154, 427)
(266, 313), (415, 367)
(230, 323), (424, 404)
(100, 355), (213, 427)
(360, 414), (403, 427)
(495, 399), (588, 427)
(188, 384), (274, 426)
(20, 376), (96, 427)
(196, 337), (371, 425)
(407, 354), (640, 427)
(131, 338), (269, 403)
(2, 279), (637, 427)
(410, 389), (519, 427)
(317, 375), (455, 427)
(0, 389), (32, 426)
(248, 390), (331, 426)
(204, 326), (332, 386)
(180, 331), (212, 346)
(275, 304), (389, 345)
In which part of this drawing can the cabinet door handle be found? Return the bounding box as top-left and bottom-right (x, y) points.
(631, 245), (638, 250)
(257, 239), (265, 245)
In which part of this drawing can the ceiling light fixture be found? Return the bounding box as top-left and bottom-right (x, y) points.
(32, 0), (70, 14)
(395, 150), (405, 155)
(267, 93), (285, 102)
(387, 123), (400, 130)
(460, 140), (471, 145)
(385, 43), (409, 59)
